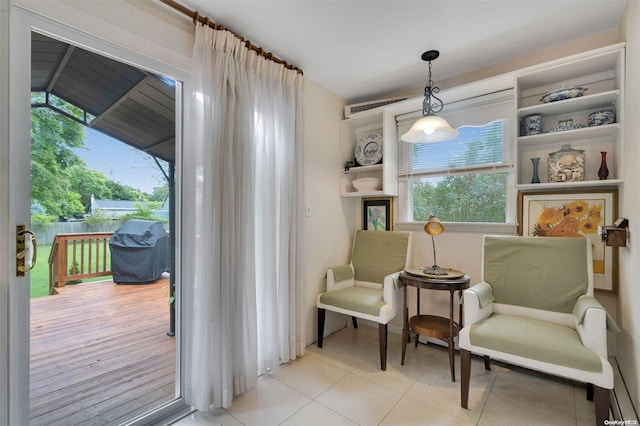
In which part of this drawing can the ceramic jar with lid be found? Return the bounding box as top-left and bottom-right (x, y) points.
(548, 144), (585, 182)
(522, 114), (542, 136)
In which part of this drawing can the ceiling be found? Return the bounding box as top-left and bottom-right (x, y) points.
(31, 32), (176, 163)
(179, 0), (627, 103)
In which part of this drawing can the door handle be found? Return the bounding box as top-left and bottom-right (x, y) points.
(17, 225), (37, 276)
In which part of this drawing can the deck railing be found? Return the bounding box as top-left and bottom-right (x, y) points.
(48, 232), (113, 295)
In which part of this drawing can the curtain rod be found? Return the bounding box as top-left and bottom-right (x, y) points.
(159, 0), (303, 75)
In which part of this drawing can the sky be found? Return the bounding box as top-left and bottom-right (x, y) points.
(73, 128), (167, 194)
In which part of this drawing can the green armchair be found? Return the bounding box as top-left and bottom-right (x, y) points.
(317, 230), (411, 370)
(459, 235), (619, 425)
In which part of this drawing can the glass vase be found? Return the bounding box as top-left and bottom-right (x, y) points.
(530, 157), (541, 184)
(598, 151), (609, 180)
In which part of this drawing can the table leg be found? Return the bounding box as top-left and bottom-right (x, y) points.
(449, 288), (455, 382)
(415, 288), (420, 347)
(402, 284), (408, 365)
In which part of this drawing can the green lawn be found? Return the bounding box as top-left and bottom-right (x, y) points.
(30, 245), (112, 298)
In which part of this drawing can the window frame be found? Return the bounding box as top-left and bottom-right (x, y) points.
(395, 80), (519, 228)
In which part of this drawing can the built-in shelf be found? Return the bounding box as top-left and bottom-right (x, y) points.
(339, 109), (398, 197)
(517, 90), (619, 118)
(515, 44), (625, 188)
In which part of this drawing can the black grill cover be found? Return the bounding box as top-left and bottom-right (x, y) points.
(109, 220), (170, 283)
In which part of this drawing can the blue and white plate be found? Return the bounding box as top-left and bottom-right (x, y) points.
(355, 132), (383, 166)
(540, 87), (588, 103)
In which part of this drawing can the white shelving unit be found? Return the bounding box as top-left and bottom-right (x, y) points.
(339, 108), (398, 197)
(515, 44), (625, 189)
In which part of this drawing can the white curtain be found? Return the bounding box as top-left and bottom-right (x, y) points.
(183, 25), (305, 410)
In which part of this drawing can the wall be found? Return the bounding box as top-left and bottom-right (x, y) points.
(302, 79), (354, 343)
(618, 0), (640, 412)
(392, 29), (622, 100)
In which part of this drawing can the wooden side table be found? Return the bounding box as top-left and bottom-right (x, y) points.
(399, 270), (470, 382)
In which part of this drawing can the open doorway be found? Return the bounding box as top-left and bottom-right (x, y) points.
(28, 31), (179, 424)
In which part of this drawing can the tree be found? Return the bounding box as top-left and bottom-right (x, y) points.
(67, 162), (113, 209)
(412, 123), (507, 223)
(31, 94), (166, 219)
(31, 102), (87, 217)
(148, 185), (169, 203)
(118, 201), (166, 224)
(107, 180), (146, 201)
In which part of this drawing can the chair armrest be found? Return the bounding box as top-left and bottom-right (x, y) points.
(462, 282), (495, 326)
(326, 265), (355, 292)
(382, 271), (403, 318)
(573, 295), (619, 358)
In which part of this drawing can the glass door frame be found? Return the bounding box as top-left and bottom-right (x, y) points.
(4, 5), (189, 424)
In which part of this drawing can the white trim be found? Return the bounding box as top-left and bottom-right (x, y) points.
(0, 0), (11, 422)
(6, 5), (190, 424)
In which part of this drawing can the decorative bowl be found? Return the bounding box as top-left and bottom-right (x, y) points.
(352, 177), (380, 192)
(547, 119), (585, 133)
(540, 87), (588, 103)
(588, 109), (615, 127)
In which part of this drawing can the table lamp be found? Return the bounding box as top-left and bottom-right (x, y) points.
(424, 215), (446, 275)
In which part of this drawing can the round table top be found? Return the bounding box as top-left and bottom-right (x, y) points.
(399, 270), (470, 291)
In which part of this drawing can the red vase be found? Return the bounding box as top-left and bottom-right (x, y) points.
(598, 151), (609, 180)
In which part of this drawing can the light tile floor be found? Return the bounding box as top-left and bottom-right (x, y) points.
(174, 325), (596, 426)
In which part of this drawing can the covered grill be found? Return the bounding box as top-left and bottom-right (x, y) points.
(109, 220), (170, 284)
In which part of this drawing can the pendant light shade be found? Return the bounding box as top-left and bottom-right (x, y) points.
(401, 50), (459, 144)
(401, 115), (460, 143)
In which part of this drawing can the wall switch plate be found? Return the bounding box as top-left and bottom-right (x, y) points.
(305, 204), (312, 217)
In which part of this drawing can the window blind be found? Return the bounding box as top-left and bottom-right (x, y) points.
(398, 89), (515, 177)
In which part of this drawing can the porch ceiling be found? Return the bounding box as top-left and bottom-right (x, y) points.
(31, 32), (176, 163)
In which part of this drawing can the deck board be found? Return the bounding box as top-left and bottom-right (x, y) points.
(30, 278), (176, 425)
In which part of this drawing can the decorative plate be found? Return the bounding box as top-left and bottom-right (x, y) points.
(355, 132), (383, 166)
(540, 86), (588, 103)
(403, 266), (465, 279)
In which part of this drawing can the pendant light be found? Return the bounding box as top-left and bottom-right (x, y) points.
(401, 50), (459, 143)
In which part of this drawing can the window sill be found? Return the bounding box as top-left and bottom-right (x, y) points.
(394, 222), (518, 234)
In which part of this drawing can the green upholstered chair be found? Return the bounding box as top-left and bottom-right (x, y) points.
(317, 230), (411, 370)
(459, 235), (619, 425)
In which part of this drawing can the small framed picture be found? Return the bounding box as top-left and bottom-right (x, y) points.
(362, 197), (393, 231)
(518, 188), (618, 293)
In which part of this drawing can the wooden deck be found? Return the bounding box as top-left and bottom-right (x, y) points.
(30, 277), (176, 425)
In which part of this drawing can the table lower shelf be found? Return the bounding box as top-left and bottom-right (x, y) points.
(409, 314), (459, 339)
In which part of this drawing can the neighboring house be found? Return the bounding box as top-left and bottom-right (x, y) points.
(89, 195), (169, 220)
(90, 195), (139, 219)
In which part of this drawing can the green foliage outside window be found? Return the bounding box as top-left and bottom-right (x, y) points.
(412, 172), (507, 223)
(408, 120), (510, 224)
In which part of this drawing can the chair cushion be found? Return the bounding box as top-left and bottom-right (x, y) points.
(470, 314), (602, 372)
(318, 287), (385, 317)
(483, 236), (588, 313)
(352, 230), (410, 285)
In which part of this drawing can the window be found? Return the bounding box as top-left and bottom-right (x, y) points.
(398, 89), (515, 224)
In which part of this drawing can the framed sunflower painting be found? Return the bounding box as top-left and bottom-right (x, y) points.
(518, 189), (618, 293)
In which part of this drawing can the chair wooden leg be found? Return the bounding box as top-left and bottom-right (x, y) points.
(317, 308), (325, 348)
(594, 386), (610, 425)
(461, 349), (471, 409)
(586, 383), (594, 401)
(352, 316), (358, 329)
(484, 355), (491, 371)
(378, 323), (387, 371)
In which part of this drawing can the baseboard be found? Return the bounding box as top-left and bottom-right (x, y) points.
(611, 357), (639, 422)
